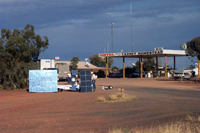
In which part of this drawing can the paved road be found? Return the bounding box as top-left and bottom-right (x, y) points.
(0, 78), (199, 133)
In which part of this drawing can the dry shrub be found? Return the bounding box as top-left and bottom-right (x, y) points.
(83, 115), (200, 133)
(96, 93), (137, 103)
(80, 131), (95, 133)
(159, 121), (199, 133)
(123, 94), (137, 101)
(96, 96), (106, 103)
(186, 115), (195, 122)
(108, 128), (122, 133)
(124, 121), (200, 133)
(107, 94), (118, 101)
(116, 93), (124, 99)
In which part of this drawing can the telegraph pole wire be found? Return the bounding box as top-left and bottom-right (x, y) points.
(130, 0), (133, 53)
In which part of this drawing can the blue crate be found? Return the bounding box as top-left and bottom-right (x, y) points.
(29, 70), (58, 93)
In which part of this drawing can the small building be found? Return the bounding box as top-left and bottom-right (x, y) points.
(37, 59), (108, 79)
(54, 61), (106, 72)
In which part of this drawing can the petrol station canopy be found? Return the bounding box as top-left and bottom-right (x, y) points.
(99, 48), (188, 78)
(99, 49), (187, 58)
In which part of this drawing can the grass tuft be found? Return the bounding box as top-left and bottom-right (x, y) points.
(96, 96), (106, 103)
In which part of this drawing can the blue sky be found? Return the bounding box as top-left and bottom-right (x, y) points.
(1, 0), (200, 70)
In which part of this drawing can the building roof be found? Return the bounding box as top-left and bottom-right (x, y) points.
(55, 61), (106, 70)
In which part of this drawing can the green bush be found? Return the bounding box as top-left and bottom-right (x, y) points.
(0, 24), (49, 89)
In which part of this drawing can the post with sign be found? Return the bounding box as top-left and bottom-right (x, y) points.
(55, 56), (60, 60)
(180, 43), (187, 50)
(118, 88), (124, 96)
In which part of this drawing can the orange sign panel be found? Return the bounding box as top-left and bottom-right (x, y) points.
(99, 53), (115, 57)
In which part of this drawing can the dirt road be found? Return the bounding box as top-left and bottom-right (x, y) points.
(0, 78), (200, 133)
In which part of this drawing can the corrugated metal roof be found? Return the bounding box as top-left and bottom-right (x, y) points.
(55, 61), (106, 70)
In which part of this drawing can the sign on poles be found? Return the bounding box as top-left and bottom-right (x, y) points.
(55, 56), (60, 60)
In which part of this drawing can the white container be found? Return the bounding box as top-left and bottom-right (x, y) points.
(40, 59), (55, 70)
(147, 72), (151, 78)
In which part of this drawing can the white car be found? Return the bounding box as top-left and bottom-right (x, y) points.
(183, 73), (191, 79)
(174, 72), (191, 79)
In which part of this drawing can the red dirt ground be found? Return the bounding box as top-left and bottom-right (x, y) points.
(0, 78), (200, 133)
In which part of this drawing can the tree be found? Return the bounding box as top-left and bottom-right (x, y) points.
(135, 58), (156, 72)
(0, 24), (49, 89)
(70, 57), (80, 70)
(135, 61), (140, 72)
(187, 36), (200, 59)
(89, 54), (113, 68)
(107, 57), (114, 68)
(112, 66), (119, 70)
(89, 54), (105, 67)
(187, 65), (195, 69)
(158, 57), (163, 67)
(143, 58), (156, 71)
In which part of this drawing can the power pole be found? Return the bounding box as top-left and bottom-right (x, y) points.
(107, 43), (109, 53)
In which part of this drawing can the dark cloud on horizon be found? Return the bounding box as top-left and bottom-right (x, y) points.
(1, 0), (199, 29)
(0, 0), (200, 69)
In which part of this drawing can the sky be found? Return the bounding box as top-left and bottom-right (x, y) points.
(1, 0), (200, 70)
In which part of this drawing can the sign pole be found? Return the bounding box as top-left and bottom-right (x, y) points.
(118, 88), (124, 96)
(123, 57), (125, 79)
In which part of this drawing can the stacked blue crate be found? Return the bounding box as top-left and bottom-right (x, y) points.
(80, 70), (92, 92)
(71, 70), (78, 91)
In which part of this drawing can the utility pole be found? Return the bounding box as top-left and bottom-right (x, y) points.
(107, 43), (109, 53)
